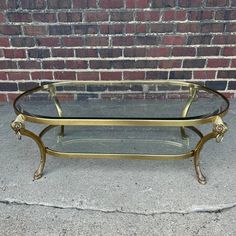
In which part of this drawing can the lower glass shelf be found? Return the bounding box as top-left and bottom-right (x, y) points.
(41, 126), (202, 156)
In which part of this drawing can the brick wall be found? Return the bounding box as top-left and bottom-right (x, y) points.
(0, 0), (236, 102)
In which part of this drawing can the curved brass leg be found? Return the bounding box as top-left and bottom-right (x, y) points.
(11, 115), (46, 180)
(193, 117), (228, 185)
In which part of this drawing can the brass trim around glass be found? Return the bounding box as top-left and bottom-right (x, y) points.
(10, 80), (229, 184)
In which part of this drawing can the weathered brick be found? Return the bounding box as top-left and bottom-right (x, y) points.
(222, 47), (236, 56)
(147, 47), (171, 57)
(8, 12), (31, 23)
(49, 25), (72, 35)
(150, 23), (174, 33)
(0, 72), (8, 80)
(188, 10), (213, 20)
(187, 35), (212, 45)
(18, 82), (39, 91)
(215, 10), (236, 20)
(0, 37), (10, 47)
(73, 0), (97, 8)
(31, 71), (53, 80)
(18, 61), (41, 69)
(159, 60), (182, 68)
(84, 11), (108, 22)
(58, 12), (82, 22)
(194, 71), (216, 79)
(207, 59), (230, 68)
(136, 36), (158, 45)
(206, 0), (229, 7)
(218, 71), (236, 78)
(90, 60), (112, 69)
(136, 11), (160, 21)
(99, 49), (122, 58)
(77, 72), (99, 80)
(151, 0), (175, 8)
(76, 49), (98, 57)
(66, 60), (88, 69)
(162, 10), (186, 21)
(100, 72), (122, 80)
(87, 85), (107, 91)
(172, 47), (196, 56)
(205, 81), (227, 90)
(74, 24), (98, 34)
(177, 23), (200, 33)
(54, 71), (76, 80)
(33, 13), (57, 22)
(62, 37), (83, 47)
(113, 60), (135, 69)
(0, 25), (21, 35)
(146, 71), (168, 80)
(228, 81), (236, 90)
(28, 49), (50, 58)
(169, 71), (192, 80)
(124, 48), (146, 57)
(24, 26), (47, 36)
(21, 0), (46, 9)
(162, 35), (186, 45)
(212, 35), (236, 44)
(123, 72), (145, 80)
(111, 11), (134, 22)
(99, 0), (123, 9)
(197, 47), (220, 56)
(0, 61), (17, 69)
(112, 36), (135, 46)
(48, 0), (71, 9)
(11, 37), (35, 47)
(52, 49), (74, 57)
(126, 0), (149, 8)
(178, 0), (202, 7)
(231, 59), (236, 68)
(37, 37), (60, 47)
(85, 37), (109, 46)
(4, 49), (26, 58)
(183, 59), (206, 68)
(0, 82), (18, 91)
(0, 94), (7, 102)
(42, 61), (65, 69)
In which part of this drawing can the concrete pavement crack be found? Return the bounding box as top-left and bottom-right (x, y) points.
(0, 199), (236, 216)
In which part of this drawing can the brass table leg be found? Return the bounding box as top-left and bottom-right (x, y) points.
(11, 115), (46, 180)
(193, 116), (228, 185)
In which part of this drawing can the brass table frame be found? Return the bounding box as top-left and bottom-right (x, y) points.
(11, 80), (229, 184)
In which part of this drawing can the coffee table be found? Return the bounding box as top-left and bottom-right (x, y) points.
(11, 80), (229, 184)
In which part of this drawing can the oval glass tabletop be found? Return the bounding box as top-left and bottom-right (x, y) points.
(14, 80), (229, 120)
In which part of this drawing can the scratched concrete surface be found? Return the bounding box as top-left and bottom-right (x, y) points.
(0, 100), (235, 235)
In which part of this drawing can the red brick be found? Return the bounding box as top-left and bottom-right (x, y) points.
(136, 11), (160, 21)
(0, 37), (10, 47)
(222, 47), (236, 56)
(206, 0), (229, 7)
(162, 35), (186, 45)
(177, 23), (200, 33)
(100, 72), (122, 80)
(90, 60), (112, 69)
(52, 49), (74, 57)
(207, 59), (230, 68)
(58, 12), (82, 22)
(7, 93), (20, 102)
(159, 60), (182, 68)
(201, 23), (224, 33)
(111, 11), (134, 21)
(31, 71), (53, 80)
(162, 10), (186, 21)
(178, 0), (202, 7)
(126, 0), (149, 8)
(18, 61), (41, 69)
(0, 72), (8, 80)
(21, 0), (46, 9)
(66, 60), (88, 69)
(11, 37), (35, 47)
(151, 0), (175, 8)
(42, 61), (65, 69)
(0, 61), (17, 69)
(49, 25), (72, 35)
(99, 49), (122, 58)
(172, 47), (196, 56)
(37, 37), (60, 47)
(24, 26), (47, 36)
(0, 12), (6, 22)
(150, 23), (174, 33)
(215, 10), (236, 20)
(4, 49), (26, 58)
(7, 12), (32, 22)
(33, 13), (57, 22)
(74, 24), (98, 34)
(77, 72), (99, 80)
(0, 1), (7, 9)
(147, 47), (171, 57)
(146, 71), (168, 80)
(197, 47), (220, 56)
(48, 0), (71, 8)
(84, 11), (108, 22)
(112, 36), (135, 46)
(124, 48), (146, 57)
(54, 71), (76, 80)
(85, 37), (109, 46)
(0, 25), (21, 35)
(75, 49), (98, 57)
(8, 72), (30, 80)
(212, 35), (236, 44)
(73, 0), (97, 8)
(62, 37), (83, 47)
(188, 10), (213, 20)
(99, 0), (123, 8)
(123, 72), (145, 80)
(193, 71), (216, 79)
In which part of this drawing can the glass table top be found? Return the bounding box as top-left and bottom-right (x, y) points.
(14, 81), (229, 120)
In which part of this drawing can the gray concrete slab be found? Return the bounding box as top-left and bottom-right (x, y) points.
(0, 100), (236, 235)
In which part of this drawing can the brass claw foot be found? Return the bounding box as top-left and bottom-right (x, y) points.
(194, 161), (207, 185)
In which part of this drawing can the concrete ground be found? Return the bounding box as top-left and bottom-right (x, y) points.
(0, 101), (236, 236)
